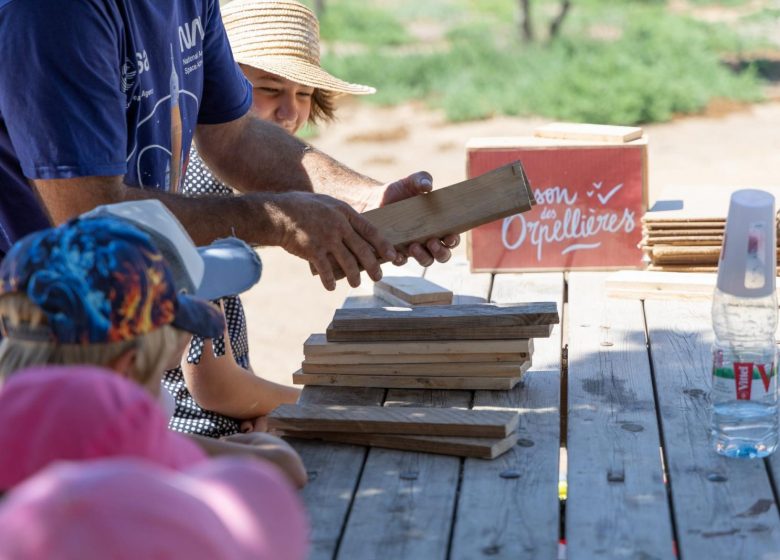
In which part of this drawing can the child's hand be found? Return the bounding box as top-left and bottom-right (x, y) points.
(240, 416), (269, 433)
(221, 432), (307, 488)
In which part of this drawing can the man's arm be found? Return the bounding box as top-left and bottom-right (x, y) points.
(195, 113), (458, 264)
(32, 176), (394, 290)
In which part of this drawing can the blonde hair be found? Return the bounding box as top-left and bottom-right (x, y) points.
(0, 294), (184, 384)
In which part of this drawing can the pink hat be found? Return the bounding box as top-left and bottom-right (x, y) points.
(0, 457), (309, 560)
(0, 365), (206, 491)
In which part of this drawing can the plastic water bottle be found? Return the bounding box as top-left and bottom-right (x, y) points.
(710, 189), (779, 458)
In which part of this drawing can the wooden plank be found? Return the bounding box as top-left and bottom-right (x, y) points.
(449, 272), (563, 560)
(363, 161), (534, 248)
(284, 267), (427, 560)
(336, 257), (492, 559)
(318, 161), (535, 280)
(644, 299), (780, 556)
(605, 270), (718, 301)
(304, 350), (530, 365)
(565, 273), (674, 559)
(534, 122), (644, 143)
(304, 333), (533, 359)
(374, 276), (453, 305)
(283, 431), (519, 459)
(331, 302), (559, 331)
(300, 360), (529, 377)
(287, 386), (384, 560)
(269, 403), (518, 438)
(292, 371), (523, 391)
(326, 322), (554, 342)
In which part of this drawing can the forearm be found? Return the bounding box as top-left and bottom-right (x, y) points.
(196, 114), (382, 210)
(32, 175), (289, 247)
(183, 350), (299, 419)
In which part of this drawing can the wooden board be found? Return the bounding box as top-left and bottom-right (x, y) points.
(269, 404), (518, 438)
(330, 302), (559, 331)
(534, 122), (644, 143)
(300, 360), (530, 376)
(644, 299), (780, 556)
(303, 350), (530, 365)
(605, 270), (718, 301)
(374, 276), (453, 305)
(449, 271), (564, 559)
(304, 333), (533, 360)
(281, 431), (518, 460)
(292, 371), (524, 391)
(325, 322), (554, 342)
(566, 273), (674, 558)
(317, 161), (535, 280)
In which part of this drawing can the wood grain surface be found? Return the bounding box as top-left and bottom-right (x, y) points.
(282, 431), (518, 459)
(292, 371), (524, 391)
(269, 403), (519, 437)
(300, 360), (529, 377)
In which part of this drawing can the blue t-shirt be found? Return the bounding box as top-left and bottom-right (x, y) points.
(0, 0), (252, 255)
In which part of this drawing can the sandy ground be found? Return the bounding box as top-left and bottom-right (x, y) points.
(242, 99), (780, 386)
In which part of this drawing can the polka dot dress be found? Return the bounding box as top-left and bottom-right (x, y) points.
(162, 146), (249, 438)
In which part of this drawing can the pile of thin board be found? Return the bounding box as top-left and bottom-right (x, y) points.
(294, 301), (559, 391)
(641, 185), (780, 272)
(270, 403), (519, 459)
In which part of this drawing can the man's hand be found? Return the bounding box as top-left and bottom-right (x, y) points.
(377, 171), (460, 267)
(268, 191), (397, 290)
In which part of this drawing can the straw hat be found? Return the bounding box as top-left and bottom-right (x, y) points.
(222, 0), (376, 96)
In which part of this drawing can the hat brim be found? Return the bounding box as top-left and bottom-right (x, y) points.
(172, 295), (225, 339)
(237, 55), (376, 96)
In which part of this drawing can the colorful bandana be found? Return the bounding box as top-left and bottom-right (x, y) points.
(0, 217), (224, 343)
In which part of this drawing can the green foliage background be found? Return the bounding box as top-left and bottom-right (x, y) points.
(295, 0), (776, 124)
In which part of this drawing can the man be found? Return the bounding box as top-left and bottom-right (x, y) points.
(0, 0), (457, 290)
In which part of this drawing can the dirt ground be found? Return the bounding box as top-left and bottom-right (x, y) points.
(242, 99), (780, 386)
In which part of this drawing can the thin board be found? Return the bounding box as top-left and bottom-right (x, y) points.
(304, 333), (533, 358)
(281, 431), (519, 459)
(291, 371), (523, 391)
(534, 122), (644, 143)
(325, 322), (554, 342)
(373, 276), (453, 305)
(316, 161), (535, 280)
(330, 302), (559, 331)
(268, 404), (519, 438)
(300, 360), (529, 377)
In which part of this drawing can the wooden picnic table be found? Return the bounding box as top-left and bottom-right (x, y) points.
(285, 257), (780, 560)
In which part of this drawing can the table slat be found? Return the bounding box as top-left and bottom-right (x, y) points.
(645, 299), (780, 556)
(566, 272), (674, 559)
(449, 271), (563, 559)
(337, 258), (489, 559)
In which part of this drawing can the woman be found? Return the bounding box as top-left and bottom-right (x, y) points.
(165, 0), (376, 437)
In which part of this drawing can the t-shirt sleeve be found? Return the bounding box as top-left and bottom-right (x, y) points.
(197, 0), (252, 125)
(0, 0), (128, 180)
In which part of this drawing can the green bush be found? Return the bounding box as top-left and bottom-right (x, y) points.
(320, 2), (767, 124)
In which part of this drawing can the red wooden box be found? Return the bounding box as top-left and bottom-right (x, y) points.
(467, 135), (648, 271)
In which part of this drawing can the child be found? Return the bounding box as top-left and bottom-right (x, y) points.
(0, 215), (306, 487)
(0, 365), (206, 492)
(0, 457), (308, 560)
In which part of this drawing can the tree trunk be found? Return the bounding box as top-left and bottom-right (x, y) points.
(519, 0), (534, 43)
(314, 0), (325, 18)
(549, 0), (571, 40)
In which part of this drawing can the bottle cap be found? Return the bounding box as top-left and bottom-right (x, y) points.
(717, 189), (776, 297)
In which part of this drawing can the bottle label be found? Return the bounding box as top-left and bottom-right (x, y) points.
(744, 221), (767, 290)
(713, 360), (776, 400)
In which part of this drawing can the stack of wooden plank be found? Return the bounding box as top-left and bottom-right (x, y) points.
(641, 186), (780, 272)
(294, 302), (558, 391)
(270, 403), (520, 459)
